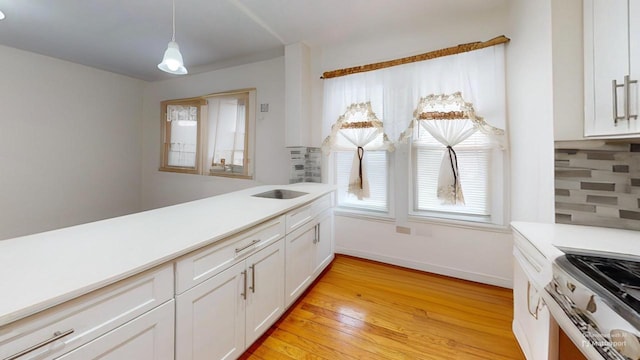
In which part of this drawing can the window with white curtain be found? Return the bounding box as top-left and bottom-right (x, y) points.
(322, 44), (507, 225)
(160, 89), (256, 178)
(334, 150), (388, 212)
(413, 129), (491, 218)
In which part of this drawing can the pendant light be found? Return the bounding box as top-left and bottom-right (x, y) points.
(158, 0), (188, 75)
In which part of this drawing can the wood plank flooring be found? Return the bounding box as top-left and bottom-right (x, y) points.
(240, 255), (525, 360)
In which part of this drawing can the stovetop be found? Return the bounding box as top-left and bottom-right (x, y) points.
(556, 251), (640, 331)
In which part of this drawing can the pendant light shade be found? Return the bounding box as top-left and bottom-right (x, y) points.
(158, 41), (187, 74)
(158, 0), (188, 75)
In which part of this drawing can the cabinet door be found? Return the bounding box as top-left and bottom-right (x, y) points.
(585, 0), (632, 136)
(245, 239), (285, 345)
(56, 300), (174, 360)
(285, 221), (316, 307)
(313, 211), (333, 276)
(512, 256), (558, 360)
(176, 262), (246, 360)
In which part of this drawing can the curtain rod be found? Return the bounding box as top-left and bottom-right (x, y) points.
(320, 35), (510, 79)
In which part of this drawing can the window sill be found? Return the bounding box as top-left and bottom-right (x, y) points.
(333, 208), (395, 223)
(407, 214), (510, 233)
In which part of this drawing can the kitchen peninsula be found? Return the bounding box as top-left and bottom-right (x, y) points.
(0, 183), (334, 359)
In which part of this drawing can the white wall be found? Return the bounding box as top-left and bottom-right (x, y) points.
(141, 57), (289, 210)
(0, 45), (144, 240)
(313, 8), (518, 287)
(552, 0), (584, 141)
(507, 0), (556, 223)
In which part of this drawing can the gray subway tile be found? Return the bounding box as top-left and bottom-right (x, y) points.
(555, 169), (592, 178)
(620, 210), (640, 220)
(555, 213), (572, 223)
(632, 178), (640, 187)
(631, 143), (640, 152)
(555, 202), (597, 212)
(587, 152), (616, 160)
(613, 165), (630, 173)
(581, 182), (616, 191)
(555, 189), (571, 196)
(586, 195), (618, 205)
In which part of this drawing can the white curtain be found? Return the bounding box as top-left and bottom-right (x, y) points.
(404, 92), (505, 205)
(322, 44), (507, 147)
(322, 102), (394, 199)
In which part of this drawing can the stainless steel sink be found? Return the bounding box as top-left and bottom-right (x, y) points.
(251, 189), (308, 199)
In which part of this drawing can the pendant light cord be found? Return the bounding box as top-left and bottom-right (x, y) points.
(171, 0), (176, 41)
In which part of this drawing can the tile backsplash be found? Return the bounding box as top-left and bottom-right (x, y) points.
(288, 146), (322, 184)
(555, 141), (640, 230)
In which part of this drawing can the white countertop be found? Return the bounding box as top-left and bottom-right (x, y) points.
(511, 221), (640, 360)
(511, 221), (640, 260)
(0, 183), (335, 327)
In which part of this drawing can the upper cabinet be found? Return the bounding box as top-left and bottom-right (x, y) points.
(584, 0), (640, 137)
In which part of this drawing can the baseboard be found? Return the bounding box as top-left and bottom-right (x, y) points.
(335, 247), (513, 288)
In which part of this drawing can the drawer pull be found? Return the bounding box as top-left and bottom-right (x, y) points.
(241, 270), (247, 300)
(249, 264), (256, 293)
(526, 281), (542, 320)
(235, 240), (260, 254)
(4, 329), (74, 360)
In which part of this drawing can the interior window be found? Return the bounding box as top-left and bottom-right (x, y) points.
(160, 89), (255, 178)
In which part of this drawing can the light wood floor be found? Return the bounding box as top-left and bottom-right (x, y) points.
(240, 255), (525, 360)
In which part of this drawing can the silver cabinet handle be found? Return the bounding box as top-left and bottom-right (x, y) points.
(613, 79), (625, 126)
(4, 329), (74, 360)
(625, 75), (638, 124)
(313, 224), (317, 244)
(249, 264), (255, 293)
(241, 270), (247, 300)
(317, 223), (320, 243)
(526, 281), (542, 320)
(235, 240), (260, 254)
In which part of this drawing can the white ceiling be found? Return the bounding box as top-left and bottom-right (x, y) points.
(0, 0), (507, 81)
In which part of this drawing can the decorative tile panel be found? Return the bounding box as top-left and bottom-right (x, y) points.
(288, 147), (322, 184)
(555, 141), (640, 231)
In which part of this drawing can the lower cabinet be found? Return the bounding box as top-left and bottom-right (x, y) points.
(513, 249), (558, 360)
(56, 300), (175, 360)
(285, 209), (334, 307)
(313, 209), (334, 276)
(175, 239), (285, 360)
(285, 220), (316, 307)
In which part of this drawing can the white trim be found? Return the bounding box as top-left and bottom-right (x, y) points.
(333, 209), (395, 223)
(407, 214), (510, 233)
(335, 247), (513, 288)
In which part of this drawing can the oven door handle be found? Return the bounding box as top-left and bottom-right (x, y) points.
(527, 281), (543, 320)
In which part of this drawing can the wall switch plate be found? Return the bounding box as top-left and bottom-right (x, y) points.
(260, 103), (269, 112)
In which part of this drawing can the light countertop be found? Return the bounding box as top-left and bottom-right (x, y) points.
(511, 221), (640, 260)
(0, 183), (335, 327)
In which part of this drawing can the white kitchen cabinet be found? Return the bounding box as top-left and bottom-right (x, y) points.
(285, 207), (334, 307)
(56, 300), (174, 360)
(0, 265), (174, 360)
(584, 0), (640, 137)
(175, 261), (245, 360)
(245, 239), (285, 345)
(175, 239), (285, 360)
(313, 209), (334, 276)
(512, 231), (558, 360)
(285, 219), (317, 307)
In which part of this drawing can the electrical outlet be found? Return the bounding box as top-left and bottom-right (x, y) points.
(260, 103), (269, 112)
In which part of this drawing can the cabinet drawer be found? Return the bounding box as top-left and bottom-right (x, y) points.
(0, 264), (173, 360)
(56, 300), (174, 360)
(285, 194), (332, 233)
(175, 215), (285, 294)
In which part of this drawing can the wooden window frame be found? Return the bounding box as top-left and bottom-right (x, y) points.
(159, 89), (256, 179)
(159, 97), (207, 174)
